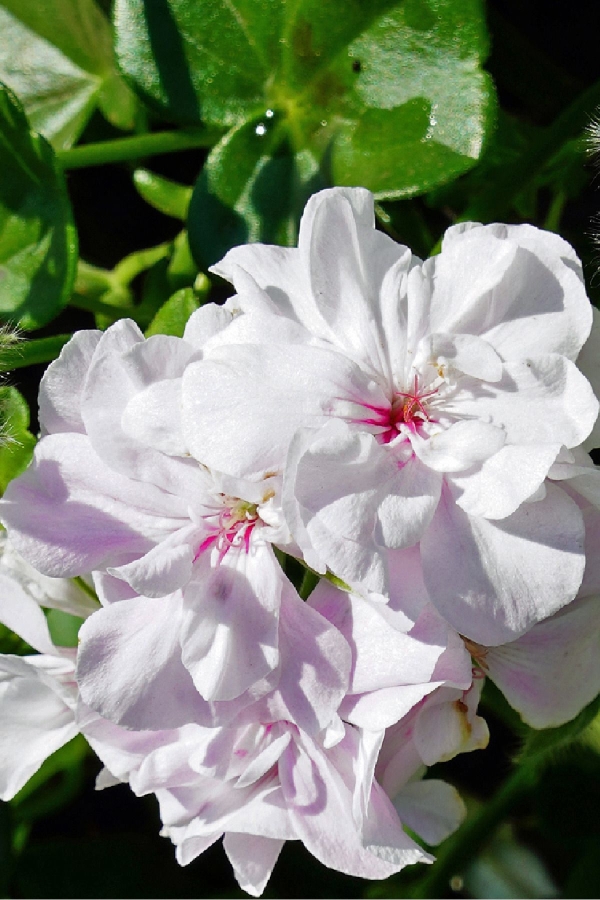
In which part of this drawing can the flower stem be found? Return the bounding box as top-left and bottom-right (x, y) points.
(410, 761), (539, 898)
(463, 77), (600, 221)
(0, 335), (71, 372)
(57, 128), (224, 170)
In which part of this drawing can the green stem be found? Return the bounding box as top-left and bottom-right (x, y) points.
(113, 242), (170, 285)
(410, 761), (539, 899)
(463, 77), (600, 222)
(69, 292), (137, 320)
(543, 189), (568, 233)
(57, 128), (224, 170)
(73, 576), (100, 605)
(0, 335), (71, 372)
(299, 568), (320, 600)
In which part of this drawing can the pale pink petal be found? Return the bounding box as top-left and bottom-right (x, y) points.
(0, 433), (186, 577)
(224, 833), (284, 897)
(252, 587), (351, 737)
(0, 535), (98, 618)
(341, 683), (440, 731)
(280, 738), (421, 879)
(362, 780), (434, 867)
(38, 329), (101, 435)
(421, 483), (585, 645)
(77, 594), (209, 729)
(180, 546), (281, 702)
(108, 525), (199, 598)
(310, 588), (447, 694)
(485, 595), (600, 728)
(394, 779), (466, 845)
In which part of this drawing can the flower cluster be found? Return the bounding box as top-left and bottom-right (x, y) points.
(2, 188), (600, 895)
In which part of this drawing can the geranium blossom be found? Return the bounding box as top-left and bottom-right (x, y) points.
(81, 684), (475, 896)
(0, 318), (311, 725)
(181, 187), (598, 644)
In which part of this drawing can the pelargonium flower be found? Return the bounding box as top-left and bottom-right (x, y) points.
(181, 187), (598, 644)
(0, 317), (318, 726)
(82, 689), (475, 897)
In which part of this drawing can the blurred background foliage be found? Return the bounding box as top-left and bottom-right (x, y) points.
(0, 0), (600, 897)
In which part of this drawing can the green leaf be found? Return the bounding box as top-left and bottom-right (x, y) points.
(0, 386), (36, 493)
(519, 693), (600, 765)
(115, 0), (495, 248)
(0, 85), (77, 329)
(145, 287), (200, 337)
(0, 0), (139, 149)
(188, 112), (326, 265)
(133, 168), (192, 220)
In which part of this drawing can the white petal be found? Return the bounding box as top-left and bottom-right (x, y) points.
(451, 444), (560, 520)
(121, 379), (188, 456)
(414, 686), (489, 765)
(0, 655), (77, 800)
(411, 421), (506, 473)
(376, 454), (442, 548)
(284, 421), (389, 593)
(183, 303), (233, 347)
(577, 306), (600, 450)
(435, 223), (592, 360)
(181, 343), (361, 478)
(306, 188), (404, 372)
(450, 355), (598, 451)
(80, 324), (202, 496)
(429, 333), (503, 382)
(0, 572), (55, 654)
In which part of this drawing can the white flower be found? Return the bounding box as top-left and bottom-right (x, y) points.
(181, 187), (597, 645)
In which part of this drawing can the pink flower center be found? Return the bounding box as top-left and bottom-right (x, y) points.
(352, 375), (439, 444)
(194, 498), (259, 563)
